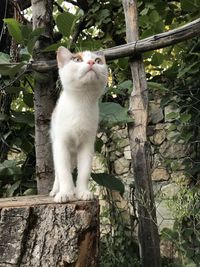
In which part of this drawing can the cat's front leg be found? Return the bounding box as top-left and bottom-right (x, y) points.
(76, 142), (95, 200)
(49, 173), (59, 197)
(52, 140), (75, 203)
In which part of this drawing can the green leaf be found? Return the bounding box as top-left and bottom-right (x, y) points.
(141, 28), (155, 39)
(0, 113), (9, 121)
(0, 62), (25, 77)
(180, 131), (193, 142)
(149, 10), (161, 23)
(56, 12), (76, 38)
(164, 63), (179, 79)
(147, 82), (167, 91)
(98, 9), (110, 23)
(185, 260), (197, 267)
(0, 52), (10, 64)
(0, 160), (21, 177)
(161, 228), (178, 241)
(180, 113), (191, 123)
(23, 188), (37, 196)
(5, 86), (24, 94)
(4, 18), (23, 44)
(27, 27), (44, 54)
(181, 0), (199, 11)
(11, 111), (34, 126)
(20, 24), (32, 45)
(0, 63), (17, 76)
(165, 112), (179, 120)
(19, 48), (31, 61)
(23, 93), (34, 108)
(43, 42), (63, 52)
(118, 80), (133, 90)
(100, 102), (133, 126)
(178, 62), (199, 78)
(95, 138), (104, 153)
(27, 36), (38, 55)
(168, 124), (177, 131)
(30, 27), (44, 40)
(91, 173), (125, 196)
(151, 52), (165, 66)
(6, 180), (21, 197)
(78, 39), (102, 51)
(139, 15), (150, 28)
(21, 140), (33, 153)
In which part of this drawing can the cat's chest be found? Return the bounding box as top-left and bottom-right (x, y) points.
(55, 93), (99, 129)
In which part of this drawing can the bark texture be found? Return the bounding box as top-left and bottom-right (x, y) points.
(0, 195), (99, 267)
(122, 1), (161, 267)
(31, 0), (57, 194)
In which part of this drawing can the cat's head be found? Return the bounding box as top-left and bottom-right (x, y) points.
(57, 46), (108, 92)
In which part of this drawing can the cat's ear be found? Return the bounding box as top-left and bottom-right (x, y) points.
(57, 46), (72, 68)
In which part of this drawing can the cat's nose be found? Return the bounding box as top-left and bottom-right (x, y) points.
(87, 60), (95, 66)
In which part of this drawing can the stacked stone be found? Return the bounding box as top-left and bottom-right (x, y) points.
(92, 100), (191, 231)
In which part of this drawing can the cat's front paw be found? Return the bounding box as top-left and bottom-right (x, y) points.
(76, 190), (94, 200)
(54, 191), (76, 203)
(49, 188), (58, 197)
(49, 179), (59, 197)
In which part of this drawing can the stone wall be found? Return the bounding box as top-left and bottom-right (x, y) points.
(92, 99), (193, 231)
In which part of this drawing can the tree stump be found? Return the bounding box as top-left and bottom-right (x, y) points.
(0, 195), (99, 267)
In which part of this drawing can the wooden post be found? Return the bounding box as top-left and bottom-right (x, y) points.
(122, 1), (161, 267)
(0, 195), (99, 267)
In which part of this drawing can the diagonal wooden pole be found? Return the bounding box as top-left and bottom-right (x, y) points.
(1, 18), (199, 73)
(122, 1), (161, 266)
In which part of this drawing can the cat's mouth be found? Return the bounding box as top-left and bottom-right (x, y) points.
(87, 65), (95, 72)
(85, 68), (98, 78)
(78, 66), (99, 81)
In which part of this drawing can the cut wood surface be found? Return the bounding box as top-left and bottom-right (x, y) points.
(0, 195), (99, 267)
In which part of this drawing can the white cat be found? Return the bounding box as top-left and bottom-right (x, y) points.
(50, 47), (108, 203)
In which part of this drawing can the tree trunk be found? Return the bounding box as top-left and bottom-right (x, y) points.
(31, 0), (57, 194)
(122, 1), (161, 267)
(0, 195), (99, 267)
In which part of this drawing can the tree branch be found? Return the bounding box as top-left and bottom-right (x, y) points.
(104, 18), (200, 60)
(1, 18), (200, 72)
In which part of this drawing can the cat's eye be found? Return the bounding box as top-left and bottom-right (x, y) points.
(72, 56), (83, 63)
(95, 58), (103, 64)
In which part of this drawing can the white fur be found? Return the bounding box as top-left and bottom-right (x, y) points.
(50, 48), (108, 202)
